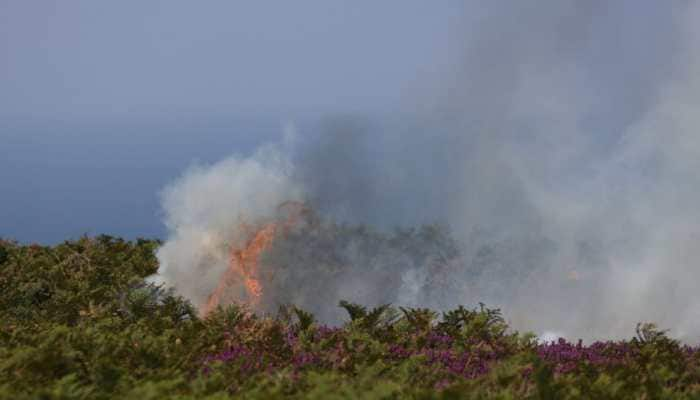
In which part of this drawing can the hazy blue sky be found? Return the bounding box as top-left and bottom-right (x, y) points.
(1, 2), (457, 117)
(1, 2), (458, 243)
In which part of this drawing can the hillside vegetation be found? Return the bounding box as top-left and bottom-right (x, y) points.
(1, 236), (699, 399)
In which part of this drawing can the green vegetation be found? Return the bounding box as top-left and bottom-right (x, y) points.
(1, 236), (699, 399)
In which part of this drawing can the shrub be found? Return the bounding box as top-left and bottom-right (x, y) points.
(1, 236), (699, 398)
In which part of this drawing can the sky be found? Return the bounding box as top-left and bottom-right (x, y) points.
(1, 1), (458, 243)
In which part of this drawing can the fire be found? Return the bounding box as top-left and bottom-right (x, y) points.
(201, 202), (309, 316)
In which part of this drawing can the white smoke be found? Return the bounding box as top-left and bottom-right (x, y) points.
(152, 2), (700, 341)
(150, 143), (303, 307)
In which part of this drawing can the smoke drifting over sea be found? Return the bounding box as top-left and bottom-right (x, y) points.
(153, 2), (700, 341)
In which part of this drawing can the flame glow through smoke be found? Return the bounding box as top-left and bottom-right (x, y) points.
(201, 202), (309, 316)
(202, 222), (274, 313)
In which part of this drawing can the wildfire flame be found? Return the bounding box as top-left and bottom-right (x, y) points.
(201, 202), (309, 316)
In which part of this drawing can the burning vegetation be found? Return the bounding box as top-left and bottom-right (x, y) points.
(198, 201), (465, 322)
(202, 202), (312, 315)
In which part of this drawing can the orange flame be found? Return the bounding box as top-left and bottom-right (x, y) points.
(201, 202), (309, 316)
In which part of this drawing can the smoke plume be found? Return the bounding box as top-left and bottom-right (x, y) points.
(153, 2), (700, 341)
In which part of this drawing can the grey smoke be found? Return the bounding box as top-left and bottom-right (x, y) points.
(153, 2), (700, 341)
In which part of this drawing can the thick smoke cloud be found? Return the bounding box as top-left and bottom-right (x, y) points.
(151, 142), (303, 307)
(154, 2), (700, 341)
